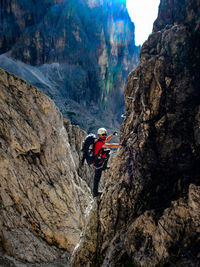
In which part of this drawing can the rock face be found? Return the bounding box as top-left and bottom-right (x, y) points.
(63, 119), (95, 190)
(71, 0), (200, 266)
(0, 68), (92, 264)
(0, 0), (140, 131)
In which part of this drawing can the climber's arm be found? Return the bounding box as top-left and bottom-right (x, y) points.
(102, 143), (122, 149)
(106, 134), (114, 142)
(106, 132), (118, 142)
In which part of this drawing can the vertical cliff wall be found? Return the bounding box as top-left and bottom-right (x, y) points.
(0, 0), (140, 131)
(71, 0), (200, 266)
(0, 68), (93, 264)
(63, 118), (95, 189)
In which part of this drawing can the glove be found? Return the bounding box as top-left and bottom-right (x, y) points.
(121, 143), (126, 148)
(113, 131), (118, 136)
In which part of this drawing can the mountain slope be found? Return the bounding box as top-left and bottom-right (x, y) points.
(0, 68), (92, 264)
(71, 0), (200, 266)
(0, 0), (140, 131)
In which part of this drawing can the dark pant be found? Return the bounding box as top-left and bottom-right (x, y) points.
(93, 150), (110, 196)
(93, 168), (103, 196)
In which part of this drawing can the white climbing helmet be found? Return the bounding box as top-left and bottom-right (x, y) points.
(97, 128), (107, 135)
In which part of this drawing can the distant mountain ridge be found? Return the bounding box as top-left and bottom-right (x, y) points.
(0, 0), (140, 131)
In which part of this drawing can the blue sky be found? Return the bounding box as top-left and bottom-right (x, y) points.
(126, 0), (160, 45)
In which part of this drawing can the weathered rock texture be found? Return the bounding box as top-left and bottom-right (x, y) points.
(0, 68), (92, 264)
(63, 119), (94, 190)
(71, 0), (200, 266)
(0, 0), (140, 131)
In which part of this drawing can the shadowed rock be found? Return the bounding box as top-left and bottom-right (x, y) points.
(0, 0), (140, 131)
(71, 0), (200, 266)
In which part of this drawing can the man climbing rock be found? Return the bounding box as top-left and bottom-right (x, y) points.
(93, 128), (121, 197)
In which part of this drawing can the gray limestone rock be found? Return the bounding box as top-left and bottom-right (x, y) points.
(0, 68), (92, 264)
(0, 0), (140, 132)
(71, 0), (200, 266)
(63, 118), (95, 190)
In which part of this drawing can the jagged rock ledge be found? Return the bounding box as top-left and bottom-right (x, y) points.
(0, 68), (93, 265)
(71, 0), (200, 266)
